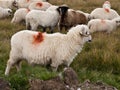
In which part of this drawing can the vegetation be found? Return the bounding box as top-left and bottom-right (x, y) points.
(0, 0), (120, 89)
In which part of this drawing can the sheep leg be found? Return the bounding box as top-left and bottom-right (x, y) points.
(5, 59), (15, 76)
(51, 62), (58, 72)
(43, 27), (46, 32)
(49, 26), (54, 33)
(15, 60), (22, 72)
(26, 22), (31, 30)
(59, 25), (63, 32)
(31, 23), (38, 31)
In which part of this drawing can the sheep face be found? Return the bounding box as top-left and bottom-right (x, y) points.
(12, 0), (18, 8)
(57, 5), (69, 15)
(115, 17), (120, 26)
(7, 9), (12, 16)
(73, 25), (92, 43)
(79, 25), (92, 42)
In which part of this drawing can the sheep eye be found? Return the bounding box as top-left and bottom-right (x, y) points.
(8, 11), (11, 13)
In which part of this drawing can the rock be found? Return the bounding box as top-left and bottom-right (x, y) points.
(0, 78), (11, 90)
(29, 76), (69, 90)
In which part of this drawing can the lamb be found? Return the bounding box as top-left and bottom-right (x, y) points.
(0, 7), (12, 19)
(11, 8), (30, 24)
(57, 5), (87, 31)
(90, 1), (119, 20)
(16, 0), (49, 8)
(28, 1), (52, 10)
(0, 0), (17, 9)
(25, 5), (60, 33)
(5, 24), (92, 75)
(87, 17), (120, 33)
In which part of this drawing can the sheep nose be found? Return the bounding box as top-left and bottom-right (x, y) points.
(88, 40), (92, 42)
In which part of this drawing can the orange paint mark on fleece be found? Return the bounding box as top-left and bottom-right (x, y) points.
(26, 0), (30, 3)
(101, 19), (106, 24)
(32, 32), (44, 44)
(36, 2), (43, 7)
(104, 8), (110, 13)
(26, 8), (30, 13)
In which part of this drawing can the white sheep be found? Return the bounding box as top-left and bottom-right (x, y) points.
(5, 25), (92, 75)
(16, 0), (49, 8)
(28, 1), (52, 10)
(87, 17), (120, 33)
(11, 8), (30, 24)
(0, 0), (17, 9)
(25, 5), (60, 33)
(0, 7), (12, 19)
(90, 1), (119, 20)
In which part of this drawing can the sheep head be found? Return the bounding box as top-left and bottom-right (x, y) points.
(79, 25), (92, 42)
(12, 0), (18, 8)
(57, 4), (69, 16)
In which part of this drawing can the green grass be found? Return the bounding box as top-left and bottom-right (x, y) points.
(0, 0), (120, 89)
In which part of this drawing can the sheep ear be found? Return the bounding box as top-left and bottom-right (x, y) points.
(79, 26), (85, 35)
(56, 7), (61, 14)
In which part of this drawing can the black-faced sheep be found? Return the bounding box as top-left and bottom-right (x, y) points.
(57, 5), (87, 31)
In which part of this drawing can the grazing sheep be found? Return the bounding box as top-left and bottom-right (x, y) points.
(90, 1), (119, 20)
(88, 17), (120, 33)
(28, 1), (52, 10)
(26, 5), (60, 33)
(16, 0), (49, 8)
(11, 8), (30, 24)
(57, 5), (87, 31)
(0, 7), (12, 19)
(0, 0), (17, 9)
(5, 25), (92, 75)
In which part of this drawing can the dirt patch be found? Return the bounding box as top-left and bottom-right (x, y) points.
(0, 78), (11, 90)
(29, 67), (118, 90)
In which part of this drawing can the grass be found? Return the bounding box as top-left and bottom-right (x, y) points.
(0, 0), (120, 90)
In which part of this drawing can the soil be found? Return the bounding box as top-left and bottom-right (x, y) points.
(0, 67), (118, 90)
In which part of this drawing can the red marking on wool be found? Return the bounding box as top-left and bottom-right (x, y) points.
(32, 32), (44, 44)
(26, 8), (30, 13)
(36, 2), (43, 7)
(26, 0), (30, 3)
(101, 19), (106, 24)
(104, 8), (110, 13)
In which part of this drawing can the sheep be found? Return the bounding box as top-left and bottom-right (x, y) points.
(76, 10), (91, 22)
(90, 1), (119, 20)
(16, 0), (49, 8)
(11, 8), (30, 24)
(0, 7), (12, 19)
(25, 5), (60, 33)
(87, 17), (120, 33)
(57, 5), (87, 31)
(28, 1), (52, 10)
(5, 24), (92, 75)
(0, 0), (17, 9)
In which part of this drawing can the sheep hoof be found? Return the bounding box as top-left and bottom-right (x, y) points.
(51, 67), (57, 72)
